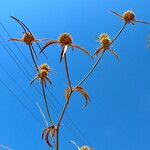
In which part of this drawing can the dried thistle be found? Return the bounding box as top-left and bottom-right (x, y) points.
(41, 33), (93, 62)
(30, 64), (52, 87)
(111, 10), (150, 24)
(10, 16), (48, 70)
(38, 63), (50, 72)
(65, 86), (90, 107)
(94, 33), (119, 59)
(42, 125), (57, 147)
(9, 32), (46, 45)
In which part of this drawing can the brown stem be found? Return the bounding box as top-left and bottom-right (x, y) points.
(75, 22), (127, 87)
(41, 80), (53, 125)
(55, 22), (127, 150)
(56, 53), (73, 150)
(28, 45), (39, 73)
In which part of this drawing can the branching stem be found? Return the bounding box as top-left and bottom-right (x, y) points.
(55, 22), (127, 150)
(41, 80), (53, 125)
(75, 22), (127, 88)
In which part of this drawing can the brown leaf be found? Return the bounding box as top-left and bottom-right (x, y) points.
(65, 87), (72, 101)
(74, 86), (90, 107)
(42, 125), (57, 147)
(94, 46), (104, 55)
(41, 40), (59, 52)
(71, 44), (93, 58)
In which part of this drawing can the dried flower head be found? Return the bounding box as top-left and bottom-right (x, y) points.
(98, 33), (110, 42)
(30, 64), (52, 86)
(9, 32), (46, 45)
(58, 33), (72, 45)
(39, 63), (50, 72)
(41, 32), (93, 62)
(65, 86), (90, 107)
(80, 146), (93, 150)
(122, 10), (135, 23)
(94, 33), (119, 59)
(111, 10), (150, 24)
(42, 125), (57, 147)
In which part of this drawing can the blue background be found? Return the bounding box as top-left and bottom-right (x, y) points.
(0, 0), (150, 150)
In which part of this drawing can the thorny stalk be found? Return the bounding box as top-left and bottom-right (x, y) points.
(55, 22), (127, 150)
(41, 80), (54, 125)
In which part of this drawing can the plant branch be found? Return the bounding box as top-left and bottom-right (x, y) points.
(75, 22), (127, 87)
(28, 45), (39, 73)
(55, 22), (127, 150)
(41, 80), (53, 125)
(56, 53), (73, 150)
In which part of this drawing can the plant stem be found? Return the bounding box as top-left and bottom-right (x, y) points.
(41, 80), (53, 125)
(55, 22), (127, 150)
(64, 54), (72, 89)
(75, 22), (127, 87)
(28, 45), (39, 73)
(56, 54), (73, 150)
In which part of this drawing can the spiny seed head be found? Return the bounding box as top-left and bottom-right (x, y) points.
(39, 63), (50, 72)
(58, 33), (72, 45)
(101, 37), (111, 47)
(39, 69), (48, 78)
(99, 33), (109, 42)
(122, 10), (135, 23)
(22, 32), (35, 45)
(80, 146), (93, 150)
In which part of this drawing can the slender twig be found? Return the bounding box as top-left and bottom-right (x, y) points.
(75, 22), (127, 87)
(55, 22), (127, 150)
(28, 45), (39, 72)
(64, 54), (72, 89)
(56, 53), (73, 150)
(41, 80), (53, 125)
(36, 102), (49, 127)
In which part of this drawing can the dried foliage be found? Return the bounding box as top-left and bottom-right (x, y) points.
(65, 86), (90, 107)
(42, 125), (57, 147)
(41, 33), (93, 62)
(7, 9), (150, 150)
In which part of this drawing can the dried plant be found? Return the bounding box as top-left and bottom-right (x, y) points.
(30, 64), (53, 125)
(9, 16), (48, 71)
(65, 86), (90, 107)
(8, 9), (150, 150)
(40, 33), (93, 62)
(30, 66), (52, 87)
(94, 33), (119, 59)
(111, 10), (150, 24)
(42, 125), (57, 147)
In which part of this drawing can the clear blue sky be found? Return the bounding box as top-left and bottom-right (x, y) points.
(0, 0), (150, 150)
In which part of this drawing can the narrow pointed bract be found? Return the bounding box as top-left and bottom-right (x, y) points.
(65, 86), (90, 107)
(42, 125), (57, 147)
(41, 33), (92, 62)
(111, 10), (150, 24)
